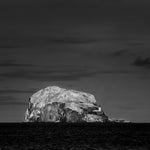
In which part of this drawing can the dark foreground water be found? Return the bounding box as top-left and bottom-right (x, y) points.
(0, 123), (149, 150)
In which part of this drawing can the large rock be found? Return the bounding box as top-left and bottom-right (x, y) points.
(24, 86), (108, 122)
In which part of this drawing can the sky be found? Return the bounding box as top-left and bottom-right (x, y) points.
(0, 0), (150, 122)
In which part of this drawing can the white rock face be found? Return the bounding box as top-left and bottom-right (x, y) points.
(24, 86), (108, 122)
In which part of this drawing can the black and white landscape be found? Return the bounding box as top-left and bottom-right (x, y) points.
(0, 0), (150, 123)
(0, 0), (150, 150)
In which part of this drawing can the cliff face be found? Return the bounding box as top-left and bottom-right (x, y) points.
(24, 86), (108, 122)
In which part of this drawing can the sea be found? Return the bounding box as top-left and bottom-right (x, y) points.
(0, 123), (149, 150)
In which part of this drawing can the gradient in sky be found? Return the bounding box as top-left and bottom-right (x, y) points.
(0, 0), (150, 122)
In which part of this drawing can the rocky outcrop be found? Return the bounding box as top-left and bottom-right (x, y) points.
(24, 86), (109, 122)
(108, 118), (131, 123)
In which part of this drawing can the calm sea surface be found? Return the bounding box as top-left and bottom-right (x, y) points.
(0, 123), (149, 150)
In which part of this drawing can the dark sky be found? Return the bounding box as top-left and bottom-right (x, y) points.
(0, 0), (150, 122)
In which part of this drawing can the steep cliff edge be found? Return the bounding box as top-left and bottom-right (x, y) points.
(24, 86), (108, 122)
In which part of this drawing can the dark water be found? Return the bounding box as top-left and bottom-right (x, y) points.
(0, 123), (149, 150)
